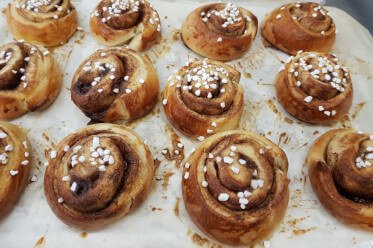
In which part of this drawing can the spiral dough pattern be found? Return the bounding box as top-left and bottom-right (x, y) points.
(261, 2), (336, 55)
(5, 0), (78, 46)
(182, 130), (289, 245)
(71, 47), (159, 123)
(44, 123), (155, 230)
(0, 42), (62, 120)
(307, 129), (373, 230)
(90, 0), (161, 51)
(162, 58), (244, 140)
(181, 2), (258, 61)
(276, 51), (353, 124)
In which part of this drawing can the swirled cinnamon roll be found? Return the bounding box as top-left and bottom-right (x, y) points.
(5, 0), (78, 47)
(0, 41), (62, 120)
(44, 123), (155, 230)
(162, 59), (244, 140)
(0, 121), (31, 220)
(181, 3), (258, 61)
(307, 129), (373, 230)
(261, 2), (336, 55)
(90, 0), (161, 51)
(71, 47), (159, 123)
(276, 52), (353, 124)
(182, 130), (289, 245)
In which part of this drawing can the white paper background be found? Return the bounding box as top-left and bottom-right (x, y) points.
(0, 0), (372, 247)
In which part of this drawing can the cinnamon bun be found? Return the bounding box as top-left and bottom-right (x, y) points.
(307, 129), (373, 229)
(0, 121), (31, 220)
(90, 0), (161, 51)
(44, 123), (155, 229)
(162, 58), (244, 140)
(5, 0), (78, 47)
(182, 130), (289, 245)
(181, 2), (258, 61)
(261, 2), (336, 55)
(0, 41), (62, 120)
(71, 47), (159, 123)
(275, 52), (352, 124)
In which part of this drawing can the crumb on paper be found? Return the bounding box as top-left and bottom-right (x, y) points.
(278, 132), (291, 145)
(173, 197), (180, 217)
(162, 170), (175, 190)
(34, 236), (45, 248)
(161, 126), (185, 166)
(351, 102), (366, 120)
(151, 207), (163, 212)
(187, 229), (222, 248)
(80, 232), (88, 238)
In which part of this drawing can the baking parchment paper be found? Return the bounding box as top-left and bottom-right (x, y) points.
(0, 0), (372, 247)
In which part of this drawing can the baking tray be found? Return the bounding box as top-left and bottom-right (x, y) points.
(0, 0), (372, 247)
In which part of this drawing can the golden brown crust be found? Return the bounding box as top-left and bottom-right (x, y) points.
(275, 52), (353, 124)
(0, 121), (31, 220)
(182, 130), (289, 246)
(44, 123), (155, 230)
(71, 47), (159, 123)
(0, 42), (62, 120)
(261, 2), (336, 55)
(5, 0), (78, 47)
(181, 3), (258, 61)
(162, 59), (244, 139)
(89, 0), (161, 51)
(306, 129), (373, 230)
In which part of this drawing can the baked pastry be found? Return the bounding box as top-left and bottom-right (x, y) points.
(306, 129), (373, 229)
(5, 0), (78, 47)
(90, 0), (161, 51)
(44, 123), (155, 230)
(261, 2), (336, 55)
(181, 2), (258, 61)
(0, 41), (62, 120)
(275, 51), (352, 124)
(71, 47), (159, 123)
(182, 130), (289, 245)
(0, 121), (31, 220)
(162, 58), (244, 140)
